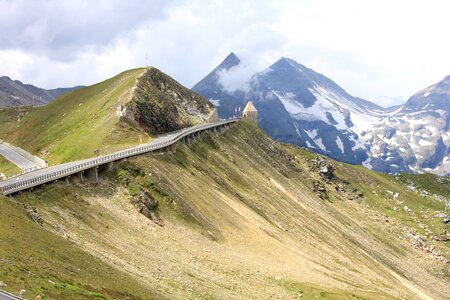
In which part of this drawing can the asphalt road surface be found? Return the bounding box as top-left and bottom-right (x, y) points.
(0, 289), (22, 300)
(0, 143), (39, 170)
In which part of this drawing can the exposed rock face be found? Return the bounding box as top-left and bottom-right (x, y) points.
(193, 53), (450, 176)
(25, 206), (44, 225)
(137, 189), (157, 219)
(126, 68), (213, 135)
(319, 164), (335, 180)
(0, 76), (82, 108)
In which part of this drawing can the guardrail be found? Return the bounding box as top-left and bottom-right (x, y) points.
(0, 119), (238, 195)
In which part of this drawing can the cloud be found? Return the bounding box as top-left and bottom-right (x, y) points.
(216, 64), (253, 93)
(214, 24), (287, 93)
(0, 0), (449, 105)
(0, 0), (179, 61)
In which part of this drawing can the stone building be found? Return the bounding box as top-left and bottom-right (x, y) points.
(242, 101), (258, 124)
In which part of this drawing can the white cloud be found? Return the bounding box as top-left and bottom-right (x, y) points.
(0, 0), (449, 105)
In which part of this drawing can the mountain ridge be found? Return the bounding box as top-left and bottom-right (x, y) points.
(193, 53), (450, 176)
(0, 67), (213, 165)
(0, 65), (449, 299)
(0, 75), (83, 108)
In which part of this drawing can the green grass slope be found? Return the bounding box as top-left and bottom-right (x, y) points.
(1, 121), (448, 299)
(0, 68), (148, 165)
(0, 199), (163, 299)
(0, 67), (213, 166)
(0, 156), (21, 178)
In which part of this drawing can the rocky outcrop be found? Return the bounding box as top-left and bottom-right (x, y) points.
(137, 189), (157, 218)
(125, 68), (213, 135)
(27, 207), (44, 225)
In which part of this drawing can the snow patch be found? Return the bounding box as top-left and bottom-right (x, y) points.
(209, 99), (221, 107)
(304, 129), (318, 140)
(336, 136), (344, 153)
(306, 141), (315, 148)
(362, 157), (373, 169)
(315, 138), (326, 151)
(418, 139), (432, 146)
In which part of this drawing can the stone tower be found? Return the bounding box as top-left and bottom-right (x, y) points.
(242, 101), (258, 124)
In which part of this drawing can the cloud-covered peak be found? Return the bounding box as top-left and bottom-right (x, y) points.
(217, 52), (241, 71)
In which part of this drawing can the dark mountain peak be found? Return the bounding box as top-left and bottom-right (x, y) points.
(217, 52), (240, 71)
(270, 57), (301, 71)
(192, 53), (241, 91)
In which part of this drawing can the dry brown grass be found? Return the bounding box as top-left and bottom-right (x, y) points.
(3, 122), (448, 299)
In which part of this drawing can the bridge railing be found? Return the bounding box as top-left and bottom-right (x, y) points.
(0, 119), (238, 195)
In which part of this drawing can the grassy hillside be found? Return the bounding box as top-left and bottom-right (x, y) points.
(0, 198), (163, 300)
(0, 67), (212, 166)
(0, 68), (148, 165)
(0, 121), (448, 299)
(0, 155), (21, 177)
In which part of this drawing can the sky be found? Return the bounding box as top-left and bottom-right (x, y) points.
(0, 0), (449, 107)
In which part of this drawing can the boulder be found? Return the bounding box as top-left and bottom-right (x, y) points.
(27, 208), (44, 226)
(319, 164), (335, 180)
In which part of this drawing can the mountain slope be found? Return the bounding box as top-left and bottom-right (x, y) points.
(364, 76), (450, 175)
(0, 121), (448, 299)
(192, 52), (246, 119)
(193, 53), (450, 176)
(0, 67), (213, 165)
(0, 76), (82, 108)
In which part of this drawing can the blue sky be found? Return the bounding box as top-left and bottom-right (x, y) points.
(0, 0), (449, 106)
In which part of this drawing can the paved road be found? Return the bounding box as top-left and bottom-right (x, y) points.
(0, 143), (39, 171)
(0, 289), (22, 300)
(0, 119), (238, 195)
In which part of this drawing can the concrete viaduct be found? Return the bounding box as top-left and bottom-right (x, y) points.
(0, 119), (239, 196)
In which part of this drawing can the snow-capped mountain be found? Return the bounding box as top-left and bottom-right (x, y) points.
(193, 53), (450, 176)
(365, 76), (450, 175)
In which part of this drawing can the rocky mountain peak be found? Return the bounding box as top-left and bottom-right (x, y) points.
(194, 53), (450, 176)
(400, 76), (450, 113)
(218, 52), (240, 71)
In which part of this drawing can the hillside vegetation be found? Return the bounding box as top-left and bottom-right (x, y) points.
(0, 67), (212, 166)
(0, 121), (448, 300)
(0, 155), (21, 177)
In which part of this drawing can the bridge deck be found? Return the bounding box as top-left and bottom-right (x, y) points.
(0, 119), (238, 195)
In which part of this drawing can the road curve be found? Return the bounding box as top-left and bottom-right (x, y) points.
(0, 119), (239, 195)
(0, 143), (38, 171)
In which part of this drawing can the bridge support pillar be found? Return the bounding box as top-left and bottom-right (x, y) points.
(76, 171), (84, 183)
(87, 167), (99, 183)
(107, 162), (113, 171)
